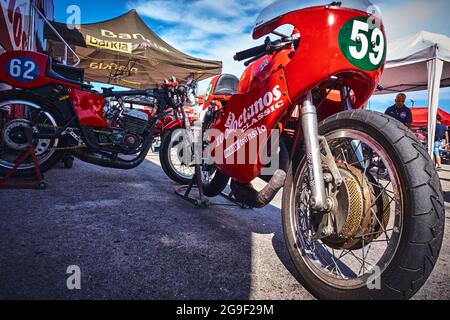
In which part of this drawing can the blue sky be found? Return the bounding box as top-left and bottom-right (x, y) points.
(54, 0), (450, 112)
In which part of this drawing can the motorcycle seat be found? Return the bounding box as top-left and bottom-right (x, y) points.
(213, 74), (239, 95)
(46, 56), (92, 89)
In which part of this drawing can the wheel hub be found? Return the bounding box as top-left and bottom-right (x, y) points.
(2, 119), (33, 151)
(324, 164), (390, 250)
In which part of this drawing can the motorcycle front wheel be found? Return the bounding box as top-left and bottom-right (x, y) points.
(282, 110), (444, 300)
(159, 129), (195, 185)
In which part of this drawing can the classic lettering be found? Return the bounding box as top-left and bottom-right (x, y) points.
(224, 85), (284, 132)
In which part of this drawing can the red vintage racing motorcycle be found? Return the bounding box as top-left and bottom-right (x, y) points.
(183, 0), (444, 299)
(0, 51), (196, 176)
(158, 74), (238, 186)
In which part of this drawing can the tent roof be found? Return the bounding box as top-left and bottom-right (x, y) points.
(46, 10), (222, 89)
(388, 31), (450, 66)
(376, 31), (450, 94)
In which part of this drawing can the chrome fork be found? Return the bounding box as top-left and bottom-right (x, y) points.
(301, 92), (335, 213)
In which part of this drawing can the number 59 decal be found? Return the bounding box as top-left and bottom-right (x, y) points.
(7, 57), (40, 82)
(339, 17), (386, 71)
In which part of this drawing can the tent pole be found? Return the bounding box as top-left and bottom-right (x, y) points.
(427, 55), (444, 159)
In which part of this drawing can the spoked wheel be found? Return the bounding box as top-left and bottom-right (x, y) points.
(282, 110), (444, 300)
(0, 91), (67, 177)
(160, 129), (195, 185)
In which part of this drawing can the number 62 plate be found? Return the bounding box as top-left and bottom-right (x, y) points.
(7, 57), (40, 83)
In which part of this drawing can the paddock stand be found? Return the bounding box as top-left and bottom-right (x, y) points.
(0, 126), (47, 190)
(0, 144), (47, 190)
(174, 164), (251, 209)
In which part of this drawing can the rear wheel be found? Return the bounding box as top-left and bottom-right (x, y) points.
(282, 110), (444, 300)
(0, 91), (68, 177)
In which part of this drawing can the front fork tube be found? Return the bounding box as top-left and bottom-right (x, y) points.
(301, 95), (331, 213)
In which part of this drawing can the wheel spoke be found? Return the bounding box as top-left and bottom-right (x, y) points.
(354, 228), (394, 239)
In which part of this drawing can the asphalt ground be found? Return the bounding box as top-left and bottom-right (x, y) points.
(0, 152), (449, 299)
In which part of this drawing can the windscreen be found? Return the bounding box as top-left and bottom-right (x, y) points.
(253, 0), (381, 39)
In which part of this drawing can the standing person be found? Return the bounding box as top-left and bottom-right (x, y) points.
(385, 93), (413, 128)
(434, 115), (449, 170)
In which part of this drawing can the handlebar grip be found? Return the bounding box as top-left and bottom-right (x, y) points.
(234, 43), (267, 61)
(244, 51), (267, 67)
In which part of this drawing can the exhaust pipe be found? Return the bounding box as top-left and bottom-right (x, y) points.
(230, 138), (289, 208)
(72, 139), (152, 170)
(230, 169), (286, 208)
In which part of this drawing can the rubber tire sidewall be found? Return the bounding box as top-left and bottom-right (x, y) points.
(159, 129), (194, 185)
(202, 169), (230, 197)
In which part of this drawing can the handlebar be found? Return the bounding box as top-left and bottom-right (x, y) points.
(234, 42), (268, 62)
(234, 34), (301, 64)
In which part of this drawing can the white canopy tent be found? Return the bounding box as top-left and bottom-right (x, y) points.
(375, 31), (450, 157)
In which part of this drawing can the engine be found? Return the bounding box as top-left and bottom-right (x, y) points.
(102, 100), (150, 153)
(121, 108), (149, 135)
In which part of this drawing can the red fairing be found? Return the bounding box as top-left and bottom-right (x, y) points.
(68, 88), (108, 127)
(202, 75), (220, 110)
(163, 118), (184, 131)
(263, 7), (384, 107)
(210, 68), (292, 183)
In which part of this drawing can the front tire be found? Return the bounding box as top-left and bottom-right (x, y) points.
(282, 110), (444, 300)
(159, 129), (194, 185)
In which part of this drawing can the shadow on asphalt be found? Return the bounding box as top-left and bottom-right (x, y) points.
(0, 156), (304, 299)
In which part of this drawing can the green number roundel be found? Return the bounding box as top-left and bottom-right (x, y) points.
(338, 17), (386, 71)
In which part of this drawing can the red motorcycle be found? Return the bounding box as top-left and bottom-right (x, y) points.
(158, 74), (237, 187)
(157, 94), (203, 185)
(183, 0), (443, 299)
(0, 51), (195, 176)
